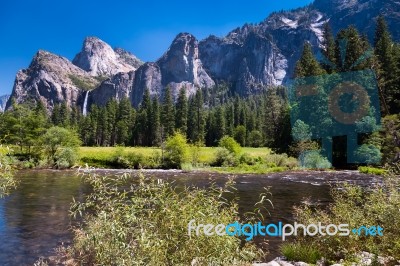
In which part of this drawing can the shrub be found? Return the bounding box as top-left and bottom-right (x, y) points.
(285, 156), (299, 169)
(265, 153), (298, 168)
(164, 132), (189, 169)
(54, 147), (79, 169)
(354, 144), (382, 165)
(234, 125), (246, 146)
(219, 136), (242, 155)
(293, 174), (400, 261)
(299, 151), (331, 169)
(0, 146), (17, 197)
(214, 148), (239, 167)
(281, 243), (321, 264)
(248, 130), (264, 147)
(265, 153), (288, 167)
(358, 166), (386, 175)
(39, 127), (81, 167)
(125, 152), (145, 169)
(70, 172), (264, 265)
(239, 153), (256, 165)
(110, 147), (130, 168)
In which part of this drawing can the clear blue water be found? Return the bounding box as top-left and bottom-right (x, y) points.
(0, 169), (380, 265)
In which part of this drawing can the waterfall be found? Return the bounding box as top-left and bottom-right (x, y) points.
(83, 91), (89, 116)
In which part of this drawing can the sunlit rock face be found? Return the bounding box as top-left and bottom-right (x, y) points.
(72, 36), (142, 77)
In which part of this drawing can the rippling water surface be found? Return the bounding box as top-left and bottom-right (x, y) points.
(0, 169), (380, 265)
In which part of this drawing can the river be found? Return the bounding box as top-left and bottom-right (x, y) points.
(0, 169), (381, 265)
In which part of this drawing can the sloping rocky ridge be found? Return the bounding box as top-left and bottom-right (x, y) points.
(6, 0), (400, 111)
(90, 0), (400, 106)
(72, 37), (142, 76)
(5, 50), (99, 111)
(89, 33), (215, 107)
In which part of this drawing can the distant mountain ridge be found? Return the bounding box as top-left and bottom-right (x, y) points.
(6, 0), (400, 111)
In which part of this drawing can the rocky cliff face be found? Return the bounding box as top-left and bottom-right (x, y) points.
(88, 71), (136, 107)
(5, 0), (400, 111)
(313, 0), (400, 41)
(72, 37), (142, 76)
(6, 50), (99, 111)
(0, 95), (9, 112)
(90, 33), (215, 108)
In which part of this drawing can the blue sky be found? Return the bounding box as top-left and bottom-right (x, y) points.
(0, 0), (314, 95)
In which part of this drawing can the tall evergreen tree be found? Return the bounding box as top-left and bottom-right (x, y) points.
(116, 97), (133, 145)
(187, 90), (206, 144)
(135, 88), (152, 146)
(214, 106), (226, 143)
(374, 15), (400, 114)
(321, 23), (336, 73)
(295, 42), (326, 78)
(175, 87), (188, 134)
(162, 86), (175, 137)
(335, 26), (371, 72)
(150, 97), (161, 146)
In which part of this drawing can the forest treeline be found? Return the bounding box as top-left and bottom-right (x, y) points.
(1, 16), (399, 165)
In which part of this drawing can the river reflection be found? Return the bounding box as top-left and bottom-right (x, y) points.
(0, 169), (380, 265)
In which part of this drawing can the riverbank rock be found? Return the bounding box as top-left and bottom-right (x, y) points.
(253, 257), (304, 266)
(253, 262), (281, 266)
(254, 252), (400, 266)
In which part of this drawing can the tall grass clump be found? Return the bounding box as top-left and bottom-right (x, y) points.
(281, 243), (321, 264)
(69, 171), (264, 265)
(0, 146), (17, 196)
(291, 164), (400, 262)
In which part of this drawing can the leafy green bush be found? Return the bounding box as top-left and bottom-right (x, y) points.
(265, 153), (298, 169)
(281, 243), (322, 264)
(219, 136), (242, 155)
(124, 152), (145, 169)
(265, 153), (287, 167)
(164, 132), (189, 168)
(54, 147), (79, 169)
(299, 151), (331, 169)
(0, 146), (17, 197)
(214, 148), (239, 167)
(248, 130), (264, 147)
(285, 156), (299, 169)
(70, 172), (264, 265)
(39, 127), (81, 168)
(239, 153), (256, 165)
(358, 166), (386, 175)
(354, 144), (382, 165)
(294, 175), (400, 261)
(234, 125), (246, 146)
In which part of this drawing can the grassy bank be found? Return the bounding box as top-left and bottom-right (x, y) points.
(79, 146), (273, 169)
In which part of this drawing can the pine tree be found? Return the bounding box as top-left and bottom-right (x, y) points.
(205, 110), (216, 146)
(150, 97), (161, 146)
(214, 106), (226, 143)
(321, 23), (336, 73)
(225, 102), (235, 137)
(51, 104), (61, 126)
(106, 99), (118, 146)
(335, 26), (371, 72)
(295, 42), (326, 78)
(162, 86), (175, 137)
(187, 90), (205, 144)
(175, 87), (188, 134)
(135, 88), (152, 146)
(116, 97), (132, 145)
(374, 15), (400, 114)
(59, 102), (70, 128)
